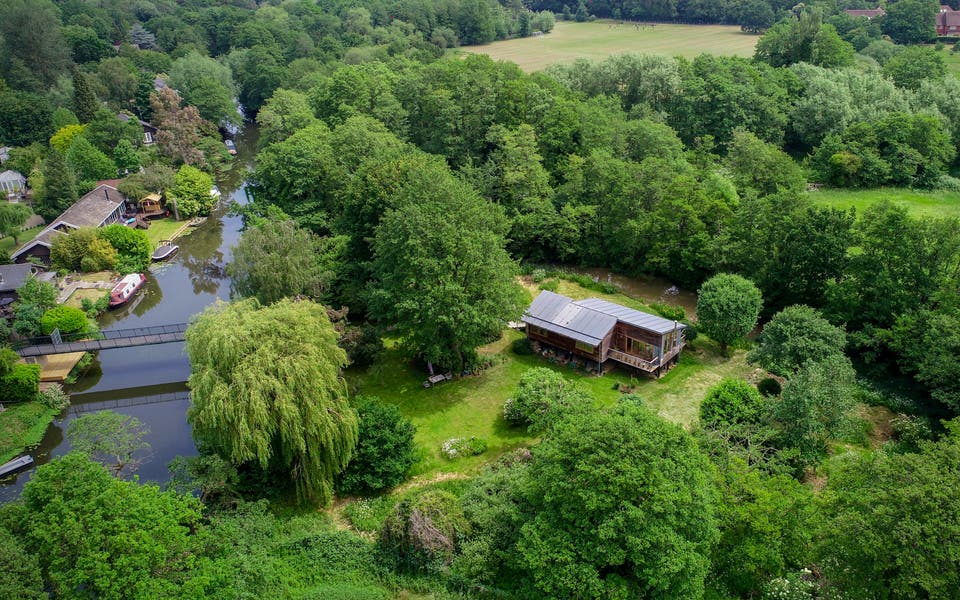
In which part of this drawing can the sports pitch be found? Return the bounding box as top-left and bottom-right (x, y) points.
(459, 20), (759, 71)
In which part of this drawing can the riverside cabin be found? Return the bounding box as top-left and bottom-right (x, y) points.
(522, 290), (686, 376)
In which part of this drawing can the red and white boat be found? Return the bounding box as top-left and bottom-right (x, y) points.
(109, 273), (147, 308)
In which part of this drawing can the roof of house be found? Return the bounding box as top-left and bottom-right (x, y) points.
(0, 170), (26, 182)
(10, 184), (127, 261)
(0, 264), (36, 292)
(522, 290), (684, 346)
(117, 112), (157, 131)
(845, 7), (885, 18)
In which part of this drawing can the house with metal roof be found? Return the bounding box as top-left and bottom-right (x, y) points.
(522, 290), (686, 375)
(10, 184), (128, 265)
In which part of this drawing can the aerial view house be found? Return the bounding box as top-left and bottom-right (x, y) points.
(938, 5), (960, 35)
(0, 263), (39, 303)
(117, 112), (158, 145)
(10, 184), (128, 265)
(522, 290), (686, 376)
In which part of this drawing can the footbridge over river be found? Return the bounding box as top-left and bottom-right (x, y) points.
(13, 323), (189, 358)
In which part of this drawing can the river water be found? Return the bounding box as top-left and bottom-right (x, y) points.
(0, 127), (258, 502)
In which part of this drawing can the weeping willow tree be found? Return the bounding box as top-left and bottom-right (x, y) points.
(185, 297), (358, 505)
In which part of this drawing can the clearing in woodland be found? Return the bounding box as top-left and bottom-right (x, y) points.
(459, 20), (759, 72)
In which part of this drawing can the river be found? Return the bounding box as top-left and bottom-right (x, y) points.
(0, 127), (259, 502)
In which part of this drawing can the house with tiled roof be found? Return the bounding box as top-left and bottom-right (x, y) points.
(938, 5), (960, 35)
(11, 184), (128, 265)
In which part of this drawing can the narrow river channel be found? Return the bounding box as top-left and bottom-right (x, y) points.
(0, 127), (259, 502)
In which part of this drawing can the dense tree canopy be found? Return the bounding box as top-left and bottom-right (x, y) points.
(186, 298), (358, 505)
(517, 402), (719, 598)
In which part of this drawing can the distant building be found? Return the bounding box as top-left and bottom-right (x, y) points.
(118, 112), (158, 145)
(0, 263), (41, 303)
(11, 184), (128, 265)
(522, 290), (686, 377)
(938, 5), (960, 36)
(844, 7), (886, 19)
(0, 170), (27, 200)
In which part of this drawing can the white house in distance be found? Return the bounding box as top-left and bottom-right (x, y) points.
(0, 170), (27, 200)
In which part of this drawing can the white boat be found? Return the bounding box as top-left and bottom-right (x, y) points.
(109, 273), (147, 308)
(151, 240), (179, 261)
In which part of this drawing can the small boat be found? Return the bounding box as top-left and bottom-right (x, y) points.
(152, 240), (179, 261)
(0, 455), (34, 478)
(109, 273), (147, 308)
(224, 139), (237, 155)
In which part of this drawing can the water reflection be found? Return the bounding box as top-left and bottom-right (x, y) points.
(0, 126), (259, 502)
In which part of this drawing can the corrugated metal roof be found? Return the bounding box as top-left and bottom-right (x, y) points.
(574, 297), (683, 334)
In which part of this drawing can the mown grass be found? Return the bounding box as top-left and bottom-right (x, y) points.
(809, 187), (960, 219)
(346, 280), (754, 480)
(0, 225), (45, 257)
(144, 217), (187, 247)
(458, 20), (759, 72)
(0, 401), (56, 464)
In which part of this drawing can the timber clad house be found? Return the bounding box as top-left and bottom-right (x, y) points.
(939, 5), (960, 36)
(522, 290), (686, 376)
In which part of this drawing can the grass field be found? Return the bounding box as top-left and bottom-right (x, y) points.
(347, 278), (754, 479)
(144, 217), (188, 247)
(459, 20), (759, 72)
(809, 187), (960, 219)
(0, 401), (57, 464)
(0, 225), (44, 257)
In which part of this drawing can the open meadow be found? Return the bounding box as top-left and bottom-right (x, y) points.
(459, 20), (759, 71)
(347, 276), (756, 479)
(809, 187), (960, 219)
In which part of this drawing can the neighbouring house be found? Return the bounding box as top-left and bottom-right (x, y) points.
(10, 183), (128, 265)
(844, 7), (886, 19)
(0, 263), (41, 303)
(522, 290), (686, 376)
(938, 5), (960, 35)
(118, 112), (158, 145)
(0, 170), (27, 200)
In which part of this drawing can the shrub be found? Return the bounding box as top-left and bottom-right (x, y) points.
(757, 377), (782, 397)
(338, 398), (417, 496)
(346, 325), (384, 368)
(50, 227), (99, 271)
(504, 367), (592, 433)
(40, 306), (91, 335)
(441, 437), (487, 459)
(531, 268), (547, 283)
(80, 292), (110, 318)
(37, 383), (70, 411)
(683, 322), (698, 343)
(0, 363), (40, 403)
(379, 489), (467, 573)
(890, 414), (935, 452)
(538, 279), (558, 292)
(700, 378), (766, 428)
(98, 224), (151, 273)
(651, 302), (686, 322)
(511, 337), (533, 356)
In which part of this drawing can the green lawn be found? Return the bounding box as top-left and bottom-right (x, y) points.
(0, 225), (45, 257)
(809, 187), (960, 219)
(347, 281), (753, 480)
(458, 20), (759, 72)
(0, 401), (56, 464)
(144, 217), (187, 247)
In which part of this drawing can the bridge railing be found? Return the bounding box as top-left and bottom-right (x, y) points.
(12, 323), (189, 350)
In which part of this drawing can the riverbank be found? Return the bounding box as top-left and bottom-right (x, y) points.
(0, 401), (57, 464)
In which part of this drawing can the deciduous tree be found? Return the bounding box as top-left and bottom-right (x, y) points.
(186, 298), (358, 505)
(337, 397), (417, 496)
(370, 173), (524, 372)
(227, 218), (342, 305)
(697, 273), (763, 354)
(748, 305), (847, 377)
(67, 411), (151, 477)
(517, 402), (718, 598)
(170, 165), (214, 219)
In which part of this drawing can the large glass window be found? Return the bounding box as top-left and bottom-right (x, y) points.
(575, 340), (595, 353)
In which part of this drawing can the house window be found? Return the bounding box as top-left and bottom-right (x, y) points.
(144, 131), (153, 144)
(529, 325), (549, 337)
(625, 336), (655, 360)
(575, 340), (595, 353)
